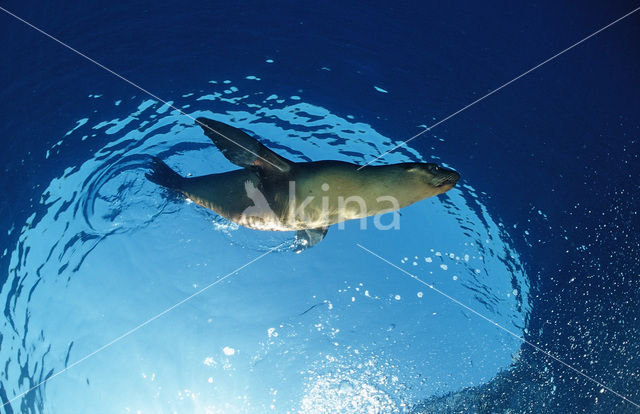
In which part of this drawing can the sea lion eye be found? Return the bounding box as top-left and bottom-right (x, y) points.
(427, 164), (440, 173)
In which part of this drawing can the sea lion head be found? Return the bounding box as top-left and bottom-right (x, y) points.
(405, 162), (460, 195)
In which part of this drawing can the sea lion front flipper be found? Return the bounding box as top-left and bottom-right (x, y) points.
(196, 117), (292, 173)
(294, 227), (329, 253)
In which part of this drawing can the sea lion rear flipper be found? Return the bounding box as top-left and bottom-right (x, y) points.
(294, 227), (329, 253)
(146, 157), (185, 190)
(196, 117), (292, 173)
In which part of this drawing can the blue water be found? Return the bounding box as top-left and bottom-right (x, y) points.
(0, 2), (638, 413)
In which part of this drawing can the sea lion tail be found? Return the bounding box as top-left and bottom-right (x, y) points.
(146, 157), (185, 190)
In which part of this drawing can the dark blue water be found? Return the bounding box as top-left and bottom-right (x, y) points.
(1, 1), (638, 413)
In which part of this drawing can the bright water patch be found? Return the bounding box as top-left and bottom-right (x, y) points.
(0, 78), (530, 413)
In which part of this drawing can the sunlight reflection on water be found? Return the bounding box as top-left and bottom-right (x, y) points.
(1, 78), (530, 413)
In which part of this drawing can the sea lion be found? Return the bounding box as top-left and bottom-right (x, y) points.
(146, 117), (459, 250)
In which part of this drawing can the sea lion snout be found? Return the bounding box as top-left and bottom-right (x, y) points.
(437, 168), (460, 187)
(422, 163), (460, 188)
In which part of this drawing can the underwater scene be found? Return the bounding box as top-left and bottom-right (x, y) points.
(0, 2), (638, 413)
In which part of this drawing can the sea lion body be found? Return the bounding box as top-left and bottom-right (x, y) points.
(147, 117), (459, 249)
(169, 161), (455, 231)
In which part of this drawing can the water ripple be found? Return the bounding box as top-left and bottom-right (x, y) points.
(0, 78), (530, 413)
